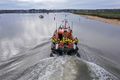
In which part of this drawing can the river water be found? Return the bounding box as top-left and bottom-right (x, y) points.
(0, 13), (120, 80)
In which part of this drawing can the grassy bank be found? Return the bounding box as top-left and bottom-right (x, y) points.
(75, 12), (120, 20)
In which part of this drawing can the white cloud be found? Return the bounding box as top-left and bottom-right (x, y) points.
(15, 0), (67, 3)
(0, 0), (119, 9)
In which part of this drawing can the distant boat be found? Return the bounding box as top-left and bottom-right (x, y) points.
(47, 12), (49, 14)
(39, 15), (44, 19)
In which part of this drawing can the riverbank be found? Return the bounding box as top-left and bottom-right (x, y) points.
(74, 10), (120, 26)
(81, 15), (120, 26)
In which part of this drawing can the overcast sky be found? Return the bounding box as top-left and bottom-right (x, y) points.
(0, 0), (120, 9)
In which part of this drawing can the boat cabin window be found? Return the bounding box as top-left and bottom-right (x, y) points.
(58, 33), (63, 40)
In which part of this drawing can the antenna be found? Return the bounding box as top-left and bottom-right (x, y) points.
(71, 21), (74, 35)
(56, 22), (57, 32)
(54, 14), (57, 32)
(71, 21), (73, 30)
(65, 14), (67, 19)
(79, 18), (80, 25)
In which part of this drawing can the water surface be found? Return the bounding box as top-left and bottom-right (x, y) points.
(0, 13), (120, 80)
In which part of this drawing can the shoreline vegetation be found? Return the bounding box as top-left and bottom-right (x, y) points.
(73, 9), (120, 25)
(74, 12), (120, 20)
(81, 15), (120, 26)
